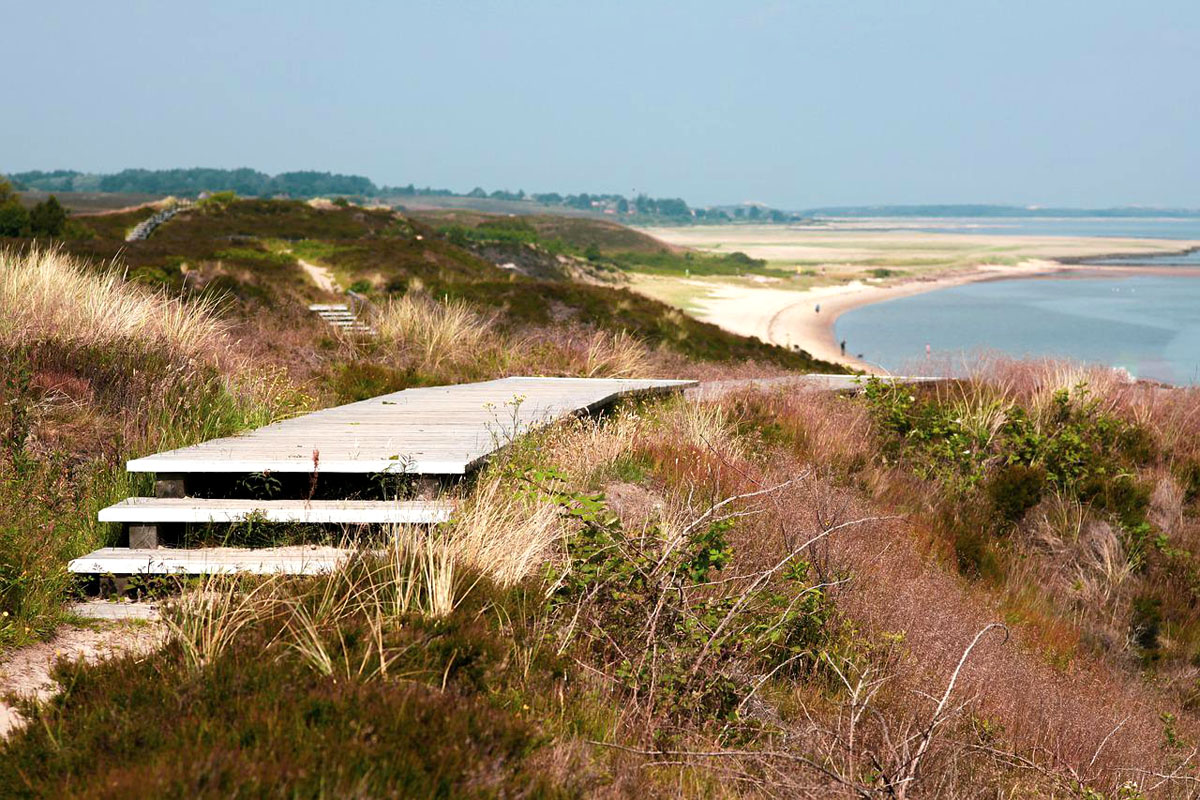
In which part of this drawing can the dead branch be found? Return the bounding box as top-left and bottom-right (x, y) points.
(892, 623), (1008, 798)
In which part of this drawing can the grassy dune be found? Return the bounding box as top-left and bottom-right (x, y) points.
(8, 202), (1200, 795)
(7, 364), (1200, 794)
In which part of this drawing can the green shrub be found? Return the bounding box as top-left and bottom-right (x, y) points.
(988, 463), (1046, 523)
(535, 471), (842, 723)
(29, 195), (67, 237)
(0, 200), (29, 237)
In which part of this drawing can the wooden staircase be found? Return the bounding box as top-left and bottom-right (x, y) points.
(70, 377), (693, 577)
(309, 295), (375, 335)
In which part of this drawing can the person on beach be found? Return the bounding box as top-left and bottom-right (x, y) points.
(815, 303), (821, 313)
(840, 339), (847, 356)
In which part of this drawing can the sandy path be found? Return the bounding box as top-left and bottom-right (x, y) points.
(0, 619), (164, 737)
(298, 258), (339, 294)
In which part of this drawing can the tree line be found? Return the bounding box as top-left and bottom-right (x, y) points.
(9, 169), (377, 198)
(0, 180), (67, 237)
(6, 168), (806, 223)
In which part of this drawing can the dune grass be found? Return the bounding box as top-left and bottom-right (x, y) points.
(374, 291), (495, 374)
(0, 247), (226, 361)
(0, 248), (305, 650)
(10, 366), (1200, 794)
(11, 201), (1200, 795)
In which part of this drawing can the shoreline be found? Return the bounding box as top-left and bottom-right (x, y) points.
(685, 258), (1200, 372)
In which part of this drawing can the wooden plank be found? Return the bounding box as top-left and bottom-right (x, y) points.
(98, 498), (454, 525)
(126, 377), (694, 476)
(68, 546), (350, 575)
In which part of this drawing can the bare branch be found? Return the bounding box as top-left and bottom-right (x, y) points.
(893, 622), (1009, 798)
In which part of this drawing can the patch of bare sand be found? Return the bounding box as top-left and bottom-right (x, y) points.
(637, 224), (1200, 267)
(0, 620), (165, 738)
(298, 258), (339, 294)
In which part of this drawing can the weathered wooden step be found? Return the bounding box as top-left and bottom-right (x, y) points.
(126, 377), (695, 476)
(309, 304), (350, 311)
(98, 498), (454, 525)
(69, 546), (351, 575)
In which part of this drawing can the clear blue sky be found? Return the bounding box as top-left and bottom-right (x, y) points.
(5, 0), (1198, 208)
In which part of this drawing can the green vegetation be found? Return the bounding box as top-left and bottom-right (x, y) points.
(860, 374), (1200, 668)
(9, 168), (377, 198)
(27, 194), (66, 236)
(7, 169), (808, 223)
(0, 180), (30, 237)
(13, 195), (1200, 795)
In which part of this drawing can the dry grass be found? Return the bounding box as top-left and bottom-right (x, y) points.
(438, 476), (570, 587)
(370, 291), (660, 383)
(163, 576), (279, 675)
(630, 378), (1200, 794)
(374, 291), (494, 373)
(0, 247), (227, 363)
(582, 330), (654, 378)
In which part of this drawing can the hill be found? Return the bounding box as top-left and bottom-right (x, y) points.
(6, 198), (1200, 796)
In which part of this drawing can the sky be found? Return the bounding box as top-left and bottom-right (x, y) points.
(4, 0), (1199, 208)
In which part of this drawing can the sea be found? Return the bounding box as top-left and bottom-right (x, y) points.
(830, 218), (1200, 384)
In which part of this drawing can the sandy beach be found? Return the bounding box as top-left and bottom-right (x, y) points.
(675, 261), (1059, 370)
(632, 224), (1200, 372)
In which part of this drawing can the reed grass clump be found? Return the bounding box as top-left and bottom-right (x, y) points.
(0, 247), (227, 363)
(374, 292), (493, 373)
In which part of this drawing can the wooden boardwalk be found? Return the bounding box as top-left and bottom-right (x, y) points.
(71, 546), (351, 576)
(127, 377), (693, 476)
(71, 377), (692, 573)
(98, 498), (454, 525)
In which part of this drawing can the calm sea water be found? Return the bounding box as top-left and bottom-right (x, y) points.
(831, 217), (1200, 384)
(819, 216), (1200, 240)
(836, 275), (1200, 384)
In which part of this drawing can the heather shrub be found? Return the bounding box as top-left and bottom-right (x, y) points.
(987, 462), (1046, 523)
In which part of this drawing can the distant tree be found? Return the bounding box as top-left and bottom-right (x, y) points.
(29, 194), (67, 236)
(467, 187), (488, 198)
(0, 179), (29, 236)
(635, 194), (656, 215)
(656, 197), (691, 218)
(0, 203), (29, 236)
(616, 197), (629, 213)
(566, 193), (593, 210)
(747, 205), (762, 220)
